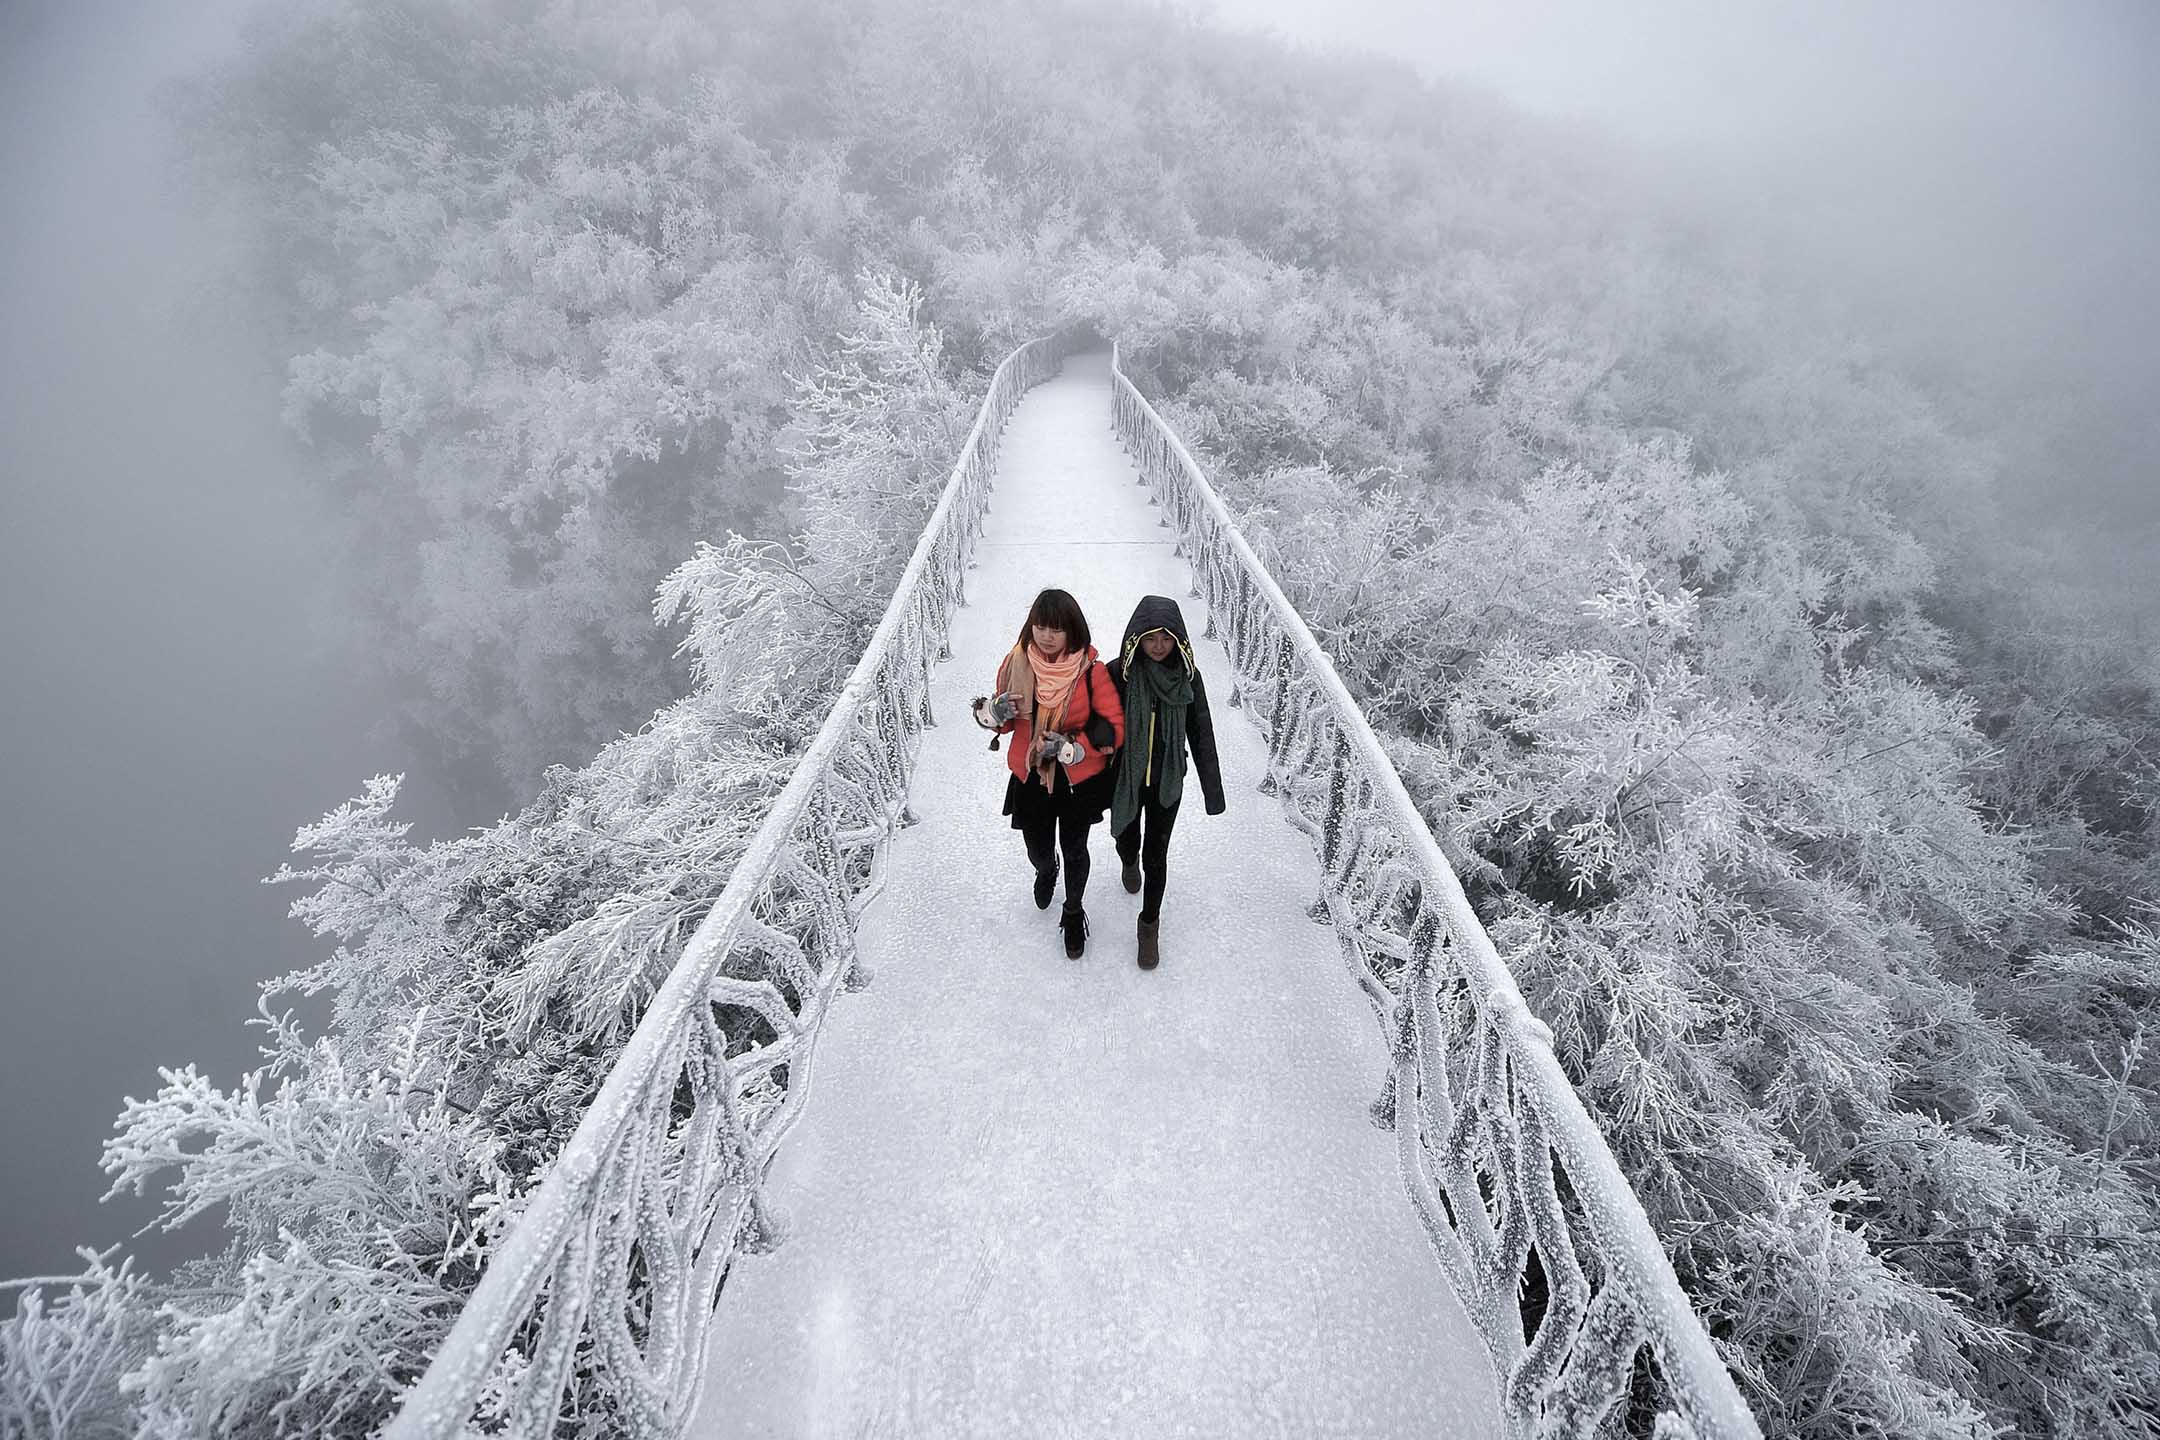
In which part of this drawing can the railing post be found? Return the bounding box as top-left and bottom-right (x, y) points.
(1319, 728), (1351, 873)
(916, 593), (938, 731)
(1201, 536), (1220, 637)
(1231, 570), (1253, 671)
(1311, 728), (1352, 922)
(1258, 631), (1293, 796)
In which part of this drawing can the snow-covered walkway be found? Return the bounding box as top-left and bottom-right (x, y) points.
(696, 352), (1502, 1437)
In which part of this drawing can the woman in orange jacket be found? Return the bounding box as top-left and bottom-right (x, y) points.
(971, 588), (1125, 958)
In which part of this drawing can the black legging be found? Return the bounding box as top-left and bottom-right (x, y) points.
(1113, 784), (1180, 924)
(1021, 808), (1094, 913)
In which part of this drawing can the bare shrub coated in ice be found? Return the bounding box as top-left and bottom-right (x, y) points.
(0, 1253), (150, 1440)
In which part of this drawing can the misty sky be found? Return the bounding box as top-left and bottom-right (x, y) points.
(2, 0), (2154, 1283)
(1206, 0), (2160, 514)
(0, 0), (473, 1281)
(1214, 0), (2151, 147)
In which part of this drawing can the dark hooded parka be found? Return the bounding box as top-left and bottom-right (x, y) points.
(1104, 595), (1226, 830)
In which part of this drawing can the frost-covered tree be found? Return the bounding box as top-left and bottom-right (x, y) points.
(655, 270), (968, 702)
(0, 1253), (151, 1440)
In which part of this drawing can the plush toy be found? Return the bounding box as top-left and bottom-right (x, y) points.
(970, 691), (1019, 729)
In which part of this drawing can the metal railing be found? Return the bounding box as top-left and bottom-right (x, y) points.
(386, 332), (1078, 1439)
(1110, 344), (1760, 1440)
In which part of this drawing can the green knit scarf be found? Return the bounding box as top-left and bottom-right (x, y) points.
(1111, 652), (1193, 837)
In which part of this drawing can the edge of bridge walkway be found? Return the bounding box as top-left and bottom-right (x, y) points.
(695, 351), (1502, 1437)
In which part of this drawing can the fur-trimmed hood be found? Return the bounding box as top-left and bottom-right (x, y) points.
(1116, 594), (1197, 676)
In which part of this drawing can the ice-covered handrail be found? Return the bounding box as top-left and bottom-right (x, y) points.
(385, 332), (1079, 1440)
(1110, 345), (1760, 1440)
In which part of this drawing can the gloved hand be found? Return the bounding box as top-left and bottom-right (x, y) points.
(1034, 730), (1084, 767)
(971, 692), (1018, 730)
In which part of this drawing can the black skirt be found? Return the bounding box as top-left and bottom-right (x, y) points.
(1003, 764), (1114, 830)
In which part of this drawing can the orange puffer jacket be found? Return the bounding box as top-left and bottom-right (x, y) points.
(993, 646), (1126, 786)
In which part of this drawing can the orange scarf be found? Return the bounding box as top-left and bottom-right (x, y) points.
(1027, 644), (1085, 716)
(1003, 642), (1088, 785)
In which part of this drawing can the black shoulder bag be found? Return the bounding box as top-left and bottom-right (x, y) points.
(1083, 661), (1117, 757)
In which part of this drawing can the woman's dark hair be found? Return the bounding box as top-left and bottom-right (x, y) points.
(1017, 588), (1090, 652)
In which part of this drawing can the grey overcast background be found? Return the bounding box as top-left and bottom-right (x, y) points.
(1211, 0), (2160, 525)
(1, 0), (475, 1284)
(1, 0), (2154, 1281)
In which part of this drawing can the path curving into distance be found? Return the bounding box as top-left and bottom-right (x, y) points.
(696, 351), (1502, 1439)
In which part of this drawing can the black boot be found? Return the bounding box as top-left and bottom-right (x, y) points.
(1060, 906), (1089, 959)
(1136, 918), (1159, 970)
(1120, 853), (1142, 894)
(1033, 859), (1058, 911)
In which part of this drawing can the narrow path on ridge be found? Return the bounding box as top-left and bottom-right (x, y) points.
(697, 351), (1502, 1438)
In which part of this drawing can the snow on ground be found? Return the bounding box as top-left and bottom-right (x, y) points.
(696, 350), (1502, 1438)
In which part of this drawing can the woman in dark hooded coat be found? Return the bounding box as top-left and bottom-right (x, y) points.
(1105, 595), (1226, 969)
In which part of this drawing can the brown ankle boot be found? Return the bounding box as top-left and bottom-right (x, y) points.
(1136, 918), (1159, 970)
